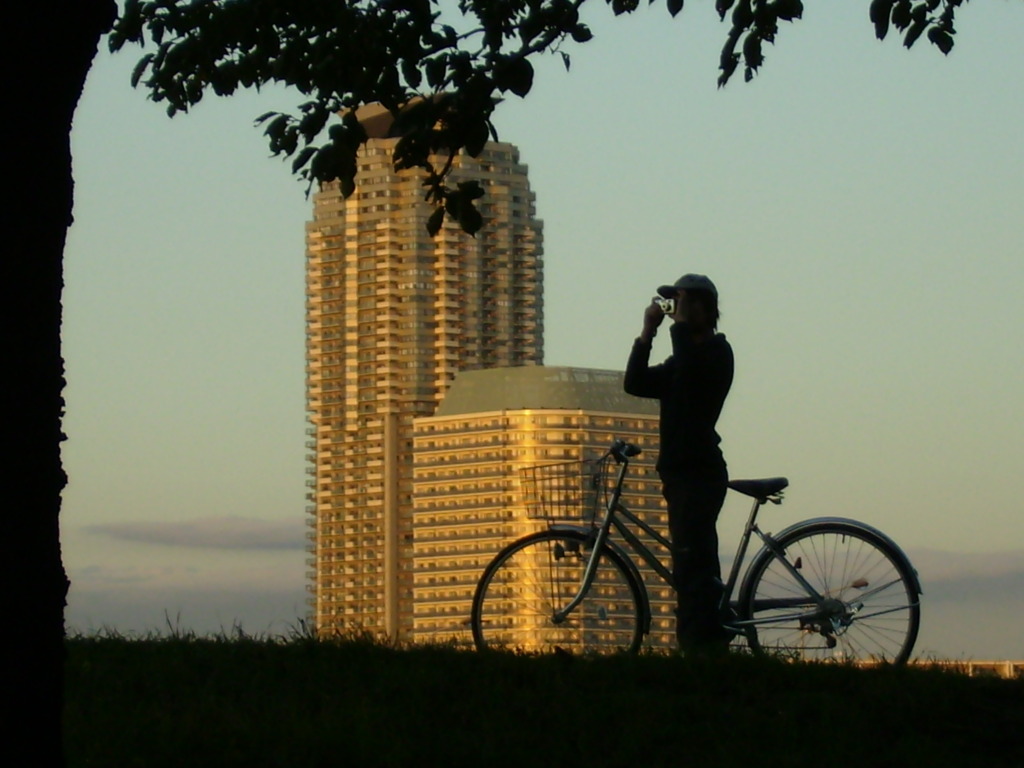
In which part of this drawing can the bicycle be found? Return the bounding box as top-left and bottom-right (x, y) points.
(470, 439), (922, 662)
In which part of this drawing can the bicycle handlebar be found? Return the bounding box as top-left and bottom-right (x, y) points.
(609, 438), (642, 462)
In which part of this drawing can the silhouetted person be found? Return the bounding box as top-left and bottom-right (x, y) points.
(624, 274), (733, 655)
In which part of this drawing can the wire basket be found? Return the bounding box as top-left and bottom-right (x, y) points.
(521, 456), (610, 524)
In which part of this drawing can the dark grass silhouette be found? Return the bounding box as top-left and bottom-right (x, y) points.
(65, 630), (1023, 768)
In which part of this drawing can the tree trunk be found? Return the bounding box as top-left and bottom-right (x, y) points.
(3, 1), (116, 763)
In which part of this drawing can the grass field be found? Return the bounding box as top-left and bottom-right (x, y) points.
(64, 631), (1024, 768)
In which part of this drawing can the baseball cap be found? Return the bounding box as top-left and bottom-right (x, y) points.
(657, 274), (718, 299)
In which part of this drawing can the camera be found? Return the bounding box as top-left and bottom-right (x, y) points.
(655, 297), (675, 315)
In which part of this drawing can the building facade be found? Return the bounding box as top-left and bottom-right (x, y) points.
(305, 124), (544, 638)
(410, 366), (677, 651)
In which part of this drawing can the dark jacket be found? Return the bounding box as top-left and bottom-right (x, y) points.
(624, 321), (733, 478)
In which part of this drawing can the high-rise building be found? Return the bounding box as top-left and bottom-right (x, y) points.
(409, 366), (675, 651)
(305, 112), (544, 638)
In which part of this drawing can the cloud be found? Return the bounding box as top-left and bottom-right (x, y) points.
(919, 569), (1024, 604)
(905, 549), (1024, 602)
(75, 563), (198, 586)
(84, 515), (305, 550)
(66, 583), (309, 637)
(908, 549), (1024, 579)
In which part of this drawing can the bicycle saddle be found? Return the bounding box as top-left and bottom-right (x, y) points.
(727, 477), (789, 502)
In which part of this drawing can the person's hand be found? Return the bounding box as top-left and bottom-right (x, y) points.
(641, 299), (665, 342)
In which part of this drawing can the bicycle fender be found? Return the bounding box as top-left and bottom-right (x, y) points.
(754, 517), (923, 595)
(598, 538), (652, 636)
(605, 537), (653, 634)
(547, 524), (653, 635)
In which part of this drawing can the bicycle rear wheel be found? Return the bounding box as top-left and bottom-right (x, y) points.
(738, 521), (920, 664)
(471, 529), (645, 654)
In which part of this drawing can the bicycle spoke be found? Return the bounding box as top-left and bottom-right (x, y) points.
(741, 524), (919, 663)
(472, 531), (643, 654)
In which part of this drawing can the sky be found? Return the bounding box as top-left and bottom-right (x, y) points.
(63, 2), (1023, 659)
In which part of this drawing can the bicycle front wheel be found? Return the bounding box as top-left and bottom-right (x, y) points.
(738, 521), (920, 664)
(471, 529), (645, 654)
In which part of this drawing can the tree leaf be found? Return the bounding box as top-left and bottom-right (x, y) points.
(340, 174), (356, 198)
(892, 0), (912, 30)
(903, 17), (926, 48)
(401, 58), (422, 89)
(458, 202), (483, 236)
(444, 190), (460, 217)
(718, 52), (739, 87)
(465, 120), (489, 157)
(309, 145), (335, 181)
(130, 53), (153, 88)
(732, 0), (753, 28)
(291, 146), (317, 173)
(298, 108), (329, 141)
(426, 206), (445, 237)
(458, 180), (485, 200)
(667, 0), (684, 18)
(775, 0), (803, 22)
(263, 114), (289, 139)
(742, 32), (763, 71)
(571, 24), (593, 43)
(505, 58), (534, 98)
(869, 0), (893, 40)
(425, 56), (447, 89)
(927, 25), (954, 54)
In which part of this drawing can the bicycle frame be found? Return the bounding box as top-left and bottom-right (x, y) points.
(548, 448), (817, 635)
(720, 497), (826, 631)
